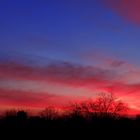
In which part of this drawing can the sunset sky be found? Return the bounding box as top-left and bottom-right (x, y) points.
(1, 0), (140, 114)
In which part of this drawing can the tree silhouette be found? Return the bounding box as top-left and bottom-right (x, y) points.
(40, 106), (58, 120)
(70, 93), (128, 118)
(93, 93), (128, 117)
(5, 110), (17, 118)
(17, 110), (28, 120)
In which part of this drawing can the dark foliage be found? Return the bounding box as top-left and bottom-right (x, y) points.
(0, 94), (138, 139)
(0, 109), (139, 139)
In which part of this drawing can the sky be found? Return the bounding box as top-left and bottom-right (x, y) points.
(1, 0), (140, 114)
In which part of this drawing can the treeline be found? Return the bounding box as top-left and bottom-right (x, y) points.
(0, 93), (139, 138)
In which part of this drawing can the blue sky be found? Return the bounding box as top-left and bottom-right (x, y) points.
(1, 0), (140, 66)
(1, 0), (140, 112)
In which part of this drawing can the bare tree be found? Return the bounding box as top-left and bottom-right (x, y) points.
(70, 92), (128, 118)
(40, 106), (58, 120)
(5, 110), (17, 118)
(93, 93), (128, 117)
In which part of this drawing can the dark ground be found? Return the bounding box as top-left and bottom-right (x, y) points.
(0, 111), (140, 139)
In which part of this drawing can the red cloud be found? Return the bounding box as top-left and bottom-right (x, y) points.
(103, 0), (140, 24)
(0, 61), (140, 112)
(0, 88), (72, 108)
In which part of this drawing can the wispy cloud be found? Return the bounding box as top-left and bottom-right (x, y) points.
(0, 61), (117, 88)
(0, 57), (140, 110)
(0, 88), (72, 108)
(103, 0), (140, 25)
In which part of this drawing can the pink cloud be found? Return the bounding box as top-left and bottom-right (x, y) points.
(0, 88), (73, 108)
(104, 0), (140, 24)
(0, 62), (117, 88)
(0, 61), (139, 92)
(1, 60), (140, 112)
